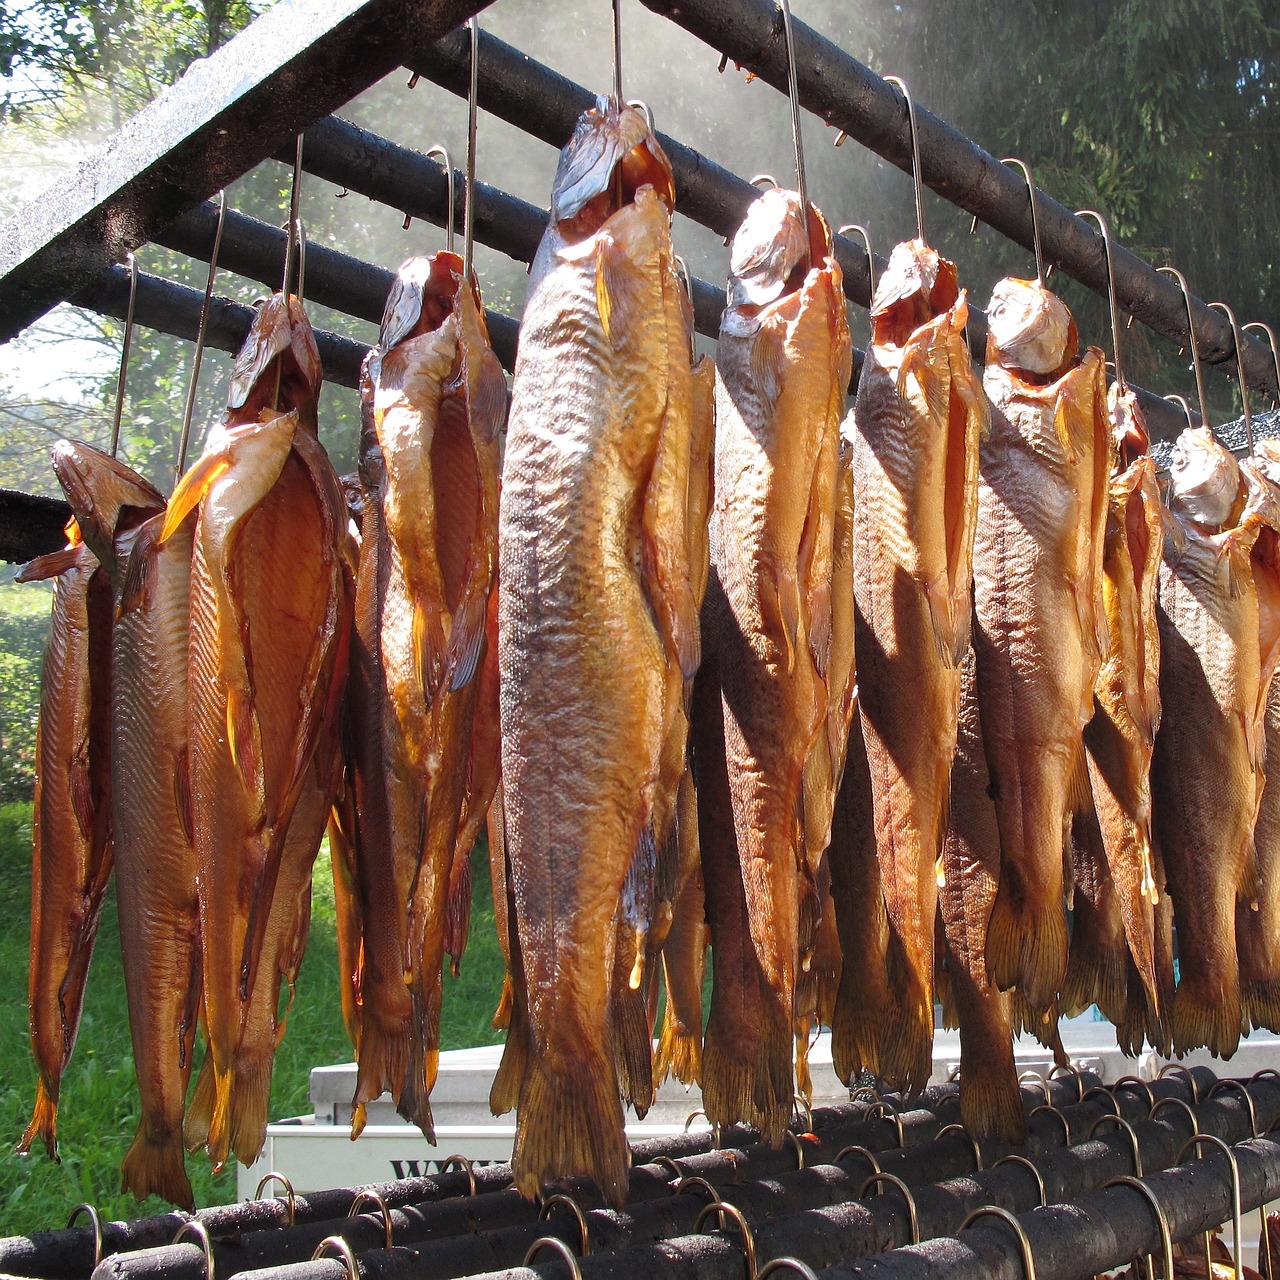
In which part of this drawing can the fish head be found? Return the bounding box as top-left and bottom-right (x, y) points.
(1252, 438), (1280, 490)
(550, 96), (674, 243)
(985, 277), (1077, 376)
(1107, 382), (1150, 468)
(869, 239), (960, 346)
(1167, 426), (1242, 529)
(725, 187), (835, 321)
(227, 292), (323, 431)
(380, 251), (466, 350)
(49, 438), (165, 568)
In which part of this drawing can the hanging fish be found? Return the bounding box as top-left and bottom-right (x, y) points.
(497, 97), (697, 1205)
(165, 293), (351, 1168)
(849, 238), (986, 1093)
(974, 278), (1112, 1014)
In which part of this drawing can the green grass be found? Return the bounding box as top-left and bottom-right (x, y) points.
(0, 579), (51, 803)
(0, 801), (507, 1239)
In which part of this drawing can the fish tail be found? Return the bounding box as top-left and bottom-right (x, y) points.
(653, 995), (701, 1087)
(352, 1019), (413, 1131)
(203, 1061), (235, 1169)
(17, 1079), (59, 1161)
(443, 850), (473, 976)
(491, 973), (514, 1031)
(1243, 980), (1280, 1034)
(702, 1005), (793, 1145)
(613, 985), (654, 1119)
(230, 1054), (275, 1166)
(985, 884), (1068, 1012)
(1174, 976), (1243, 1057)
(830, 970), (884, 1085)
(875, 952), (934, 1097)
(394, 1063), (437, 1144)
(490, 995), (527, 1117)
(959, 1050), (1025, 1147)
(121, 1123), (195, 1212)
(182, 1053), (216, 1152)
(512, 1046), (629, 1209)
(1113, 966), (1151, 1058)
(1061, 927), (1128, 1024)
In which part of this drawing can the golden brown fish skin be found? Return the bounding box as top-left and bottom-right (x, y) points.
(1152, 470), (1274, 1056)
(975, 280), (1111, 1013)
(328, 773), (363, 1053)
(166, 295), (349, 1167)
(709, 188), (850, 1139)
(499, 99), (693, 1205)
(850, 239), (986, 1093)
(939, 650), (1024, 1145)
(1081, 441), (1165, 1039)
(16, 525), (114, 1162)
(354, 250), (505, 1141)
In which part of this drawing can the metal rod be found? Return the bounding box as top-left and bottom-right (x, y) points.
(464, 17), (478, 282)
(612, 0), (623, 103)
(422, 146), (455, 252)
(176, 190), (226, 480)
(282, 135), (304, 298)
(1076, 209), (1125, 391)
(1159, 264), (1213, 437)
(777, 0), (808, 221)
(1245, 321), (1280, 407)
(883, 76), (924, 244)
(1210, 300), (1253, 453)
(1002, 157), (1043, 285)
(108, 252), (139, 458)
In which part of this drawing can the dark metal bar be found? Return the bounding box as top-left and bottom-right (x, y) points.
(635, 0), (1280, 404)
(0, 490), (73, 564)
(0, 0), (495, 343)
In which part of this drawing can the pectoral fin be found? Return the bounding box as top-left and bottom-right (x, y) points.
(161, 453), (229, 543)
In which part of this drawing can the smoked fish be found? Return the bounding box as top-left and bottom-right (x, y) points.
(164, 294), (350, 1167)
(352, 248), (505, 1140)
(708, 185), (851, 1138)
(974, 278), (1112, 1012)
(497, 98), (696, 1205)
(850, 238), (985, 1092)
(1152, 430), (1277, 1055)
(16, 468), (124, 1159)
(54, 441), (206, 1209)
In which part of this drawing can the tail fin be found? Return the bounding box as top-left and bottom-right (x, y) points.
(654, 995), (702, 1087)
(121, 1123), (195, 1212)
(985, 885), (1068, 1012)
(352, 1018), (413, 1136)
(875, 938), (934, 1096)
(17, 1079), (59, 1161)
(702, 1004), (793, 1146)
(960, 1052), (1025, 1146)
(511, 1047), (629, 1209)
(492, 973), (514, 1031)
(1061, 922), (1128, 1023)
(830, 967), (884, 1085)
(443, 849), (473, 977)
(1244, 979), (1280, 1034)
(230, 1054), (275, 1167)
(613, 983), (654, 1119)
(490, 993), (528, 1118)
(1173, 976), (1243, 1058)
(182, 1052), (216, 1152)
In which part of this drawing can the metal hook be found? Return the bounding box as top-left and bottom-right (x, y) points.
(1001, 158), (1044, 286)
(1156, 1063), (1202, 1104)
(859, 1172), (921, 1246)
(176, 189), (226, 481)
(1049, 1064), (1087, 1104)
(883, 76), (926, 245)
(283, 135), (303, 299)
(834, 1144), (882, 1174)
(1088, 1114), (1143, 1177)
(757, 1262), (820, 1280)
(1019, 1071), (1051, 1107)
(684, 1108), (722, 1148)
(1178, 1134), (1244, 1278)
(1164, 393), (1197, 431)
(1208, 1079), (1259, 1139)
(1076, 209), (1126, 391)
(1157, 266), (1213, 438)
(1030, 1104), (1072, 1146)
(347, 1190), (393, 1250)
(1113, 1076), (1157, 1112)
(173, 1222), (215, 1280)
(695, 1201), (757, 1280)
(674, 1175), (721, 1203)
(937, 1123), (984, 1171)
(312, 1238), (359, 1280)
(611, 0), (623, 104)
(750, 174), (781, 189)
(1150, 1095), (1200, 1134)
(464, 16), (478, 284)
(1244, 323), (1280, 408)
(937, 1092), (963, 1114)
(539, 1194), (591, 1257)
(995, 1155), (1048, 1209)
(960, 1206), (1037, 1280)
(108, 251), (138, 459)
(66, 1204), (103, 1269)
(625, 98), (655, 131)
(437, 1153), (477, 1197)
(651, 1155), (685, 1184)
(1082, 1087), (1120, 1116)
(1210, 302), (1254, 453)
(423, 146), (455, 255)
(836, 223), (875, 302)
(784, 1130), (807, 1170)
(850, 1085), (880, 1104)
(1106, 1176), (1175, 1280)
(255, 1170), (297, 1227)
(865, 1099), (905, 1148)
(792, 1094), (815, 1135)
(777, 0), (808, 223)
(523, 1237), (582, 1280)
(947, 1066), (963, 1083)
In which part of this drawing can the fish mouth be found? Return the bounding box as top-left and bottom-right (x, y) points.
(870, 240), (961, 346)
(380, 251), (466, 350)
(227, 293), (322, 422)
(984, 277), (1076, 377)
(50, 439), (164, 556)
(726, 187), (832, 311)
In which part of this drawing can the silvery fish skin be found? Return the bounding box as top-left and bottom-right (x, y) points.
(166, 295), (350, 1168)
(1152, 458), (1280, 1055)
(15, 474), (125, 1161)
(974, 278), (1112, 1013)
(708, 186), (851, 1142)
(1080, 416), (1165, 1046)
(850, 238), (986, 1093)
(353, 250), (505, 1141)
(54, 441), (204, 1210)
(497, 99), (695, 1206)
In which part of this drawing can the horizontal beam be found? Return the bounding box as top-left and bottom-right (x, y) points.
(0, 490), (73, 564)
(638, 0), (1280, 404)
(0, 0), (493, 342)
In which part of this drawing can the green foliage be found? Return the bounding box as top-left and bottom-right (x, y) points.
(0, 578), (50, 803)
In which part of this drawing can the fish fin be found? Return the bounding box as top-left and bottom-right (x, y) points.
(985, 885), (1068, 1012)
(749, 321), (787, 413)
(117, 527), (158, 618)
(447, 591), (487, 692)
(512, 1044), (629, 1209)
(613, 981), (655, 1118)
(794, 1018), (814, 1103)
(653, 980), (702, 1088)
(467, 345), (508, 446)
(161, 453), (229, 543)
(876, 938), (934, 1096)
(121, 1124), (195, 1212)
(67, 743), (95, 842)
(17, 1079), (59, 1161)
(15, 546), (82, 582)
(959, 1053), (1026, 1147)
(491, 972), (514, 1032)
(230, 1055), (274, 1166)
(413, 599), (447, 703)
(1061, 920), (1128, 1023)
(596, 235), (647, 348)
(395, 1055), (436, 1144)
(1243, 979), (1280, 1035)
(489, 999), (527, 1117)
(182, 1052), (215, 1153)
(173, 746), (194, 847)
(225, 683), (264, 799)
(1173, 977), (1243, 1058)
(443, 846), (473, 975)
(352, 1019), (413, 1128)
(923, 574), (966, 669)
